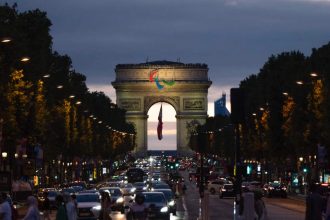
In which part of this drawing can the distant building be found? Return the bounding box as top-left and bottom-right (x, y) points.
(214, 93), (230, 117)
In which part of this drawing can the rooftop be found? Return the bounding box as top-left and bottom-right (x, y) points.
(116, 60), (208, 69)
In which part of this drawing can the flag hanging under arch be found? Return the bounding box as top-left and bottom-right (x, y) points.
(157, 104), (163, 140)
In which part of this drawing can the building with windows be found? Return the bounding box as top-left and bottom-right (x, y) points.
(214, 93), (230, 117)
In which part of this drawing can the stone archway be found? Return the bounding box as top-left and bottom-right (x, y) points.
(112, 61), (212, 156)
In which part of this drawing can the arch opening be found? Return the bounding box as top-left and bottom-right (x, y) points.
(147, 102), (177, 151)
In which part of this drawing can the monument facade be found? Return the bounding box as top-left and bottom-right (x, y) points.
(112, 61), (212, 156)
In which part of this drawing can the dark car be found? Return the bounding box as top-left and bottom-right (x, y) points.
(219, 183), (235, 198)
(142, 192), (170, 220)
(154, 189), (176, 215)
(263, 181), (287, 198)
(133, 182), (148, 193)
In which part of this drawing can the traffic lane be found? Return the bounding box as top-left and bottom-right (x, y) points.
(209, 194), (305, 220)
(109, 211), (185, 220)
(264, 197), (305, 213)
(209, 195), (235, 220)
(266, 203), (304, 220)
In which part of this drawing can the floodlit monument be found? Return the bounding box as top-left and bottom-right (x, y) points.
(112, 61), (212, 156)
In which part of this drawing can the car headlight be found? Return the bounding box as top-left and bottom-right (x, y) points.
(168, 200), (175, 206)
(160, 206), (169, 213)
(130, 188), (136, 193)
(92, 205), (101, 211)
(116, 197), (124, 203)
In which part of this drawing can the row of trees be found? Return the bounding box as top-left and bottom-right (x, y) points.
(0, 4), (135, 167)
(240, 44), (330, 175)
(189, 41), (330, 179)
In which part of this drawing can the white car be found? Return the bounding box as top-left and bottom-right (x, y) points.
(207, 179), (230, 194)
(120, 183), (136, 195)
(76, 193), (100, 219)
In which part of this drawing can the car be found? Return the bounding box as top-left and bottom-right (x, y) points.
(120, 183), (136, 196)
(133, 182), (148, 193)
(142, 192), (170, 220)
(79, 189), (99, 194)
(153, 189), (177, 215)
(207, 179), (230, 195)
(150, 182), (171, 191)
(99, 187), (125, 213)
(219, 183), (235, 198)
(76, 193), (100, 219)
(263, 181), (287, 198)
(60, 187), (76, 196)
(38, 188), (59, 209)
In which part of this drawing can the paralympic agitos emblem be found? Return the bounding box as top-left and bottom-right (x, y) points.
(149, 69), (175, 90)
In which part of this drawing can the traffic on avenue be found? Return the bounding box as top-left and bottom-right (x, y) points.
(10, 155), (305, 220)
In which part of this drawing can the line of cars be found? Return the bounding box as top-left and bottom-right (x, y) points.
(207, 179), (288, 199)
(37, 156), (182, 220)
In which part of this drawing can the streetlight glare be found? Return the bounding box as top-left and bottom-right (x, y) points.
(75, 101), (82, 105)
(282, 92), (289, 96)
(310, 72), (318, 77)
(57, 85), (63, 89)
(43, 74), (50, 78)
(1, 38), (11, 43)
(69, 95), (75, 99)
(296, 81), (303, 85)
(1, 152), (8, 158)
(20, 57), (30, 62)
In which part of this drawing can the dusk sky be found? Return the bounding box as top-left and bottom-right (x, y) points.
(5, 0), (330, 149)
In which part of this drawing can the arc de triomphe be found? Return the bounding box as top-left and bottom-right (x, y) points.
(112, 61), (212, 156)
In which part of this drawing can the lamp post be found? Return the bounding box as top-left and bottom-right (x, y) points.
(2, 152), (7, 171)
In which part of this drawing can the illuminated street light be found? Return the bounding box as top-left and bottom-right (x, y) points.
(89, 115), (94, 118)
(296, 81), (303, 85)
(252, 113), (257, 116)
(98, 121), (102, 124)
(1, 152), (7, 158)
(69, 95), (75, 99)
(57, 85), (63, 89)
(21, 57), (30, 62)
(75, 101), (82, 105)
(299, 157), (303, 162)
(282, 92), (289, 96)
(1, 38), (11, 43)
(43, 74), (50, 78)
(310, 72), (318, 77)
(259, 107), (265, 111)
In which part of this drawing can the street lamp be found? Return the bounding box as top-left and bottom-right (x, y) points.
(2, 152), (7, 171)
(20, 57), (30, 62)
(1, 38), (11, 43)
(2, 152), (7, 158)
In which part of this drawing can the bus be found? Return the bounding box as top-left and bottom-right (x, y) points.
(126, 168), (146, 183)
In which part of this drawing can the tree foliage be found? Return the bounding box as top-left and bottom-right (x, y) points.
(0, 4), (135, 165)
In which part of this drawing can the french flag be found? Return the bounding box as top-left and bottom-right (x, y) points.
(157, 104), (163, 140)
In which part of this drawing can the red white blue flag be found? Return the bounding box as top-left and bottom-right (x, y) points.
(157, 104), (163, 140)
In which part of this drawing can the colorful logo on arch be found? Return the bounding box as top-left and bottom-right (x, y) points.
(149, 69), (175, 90)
